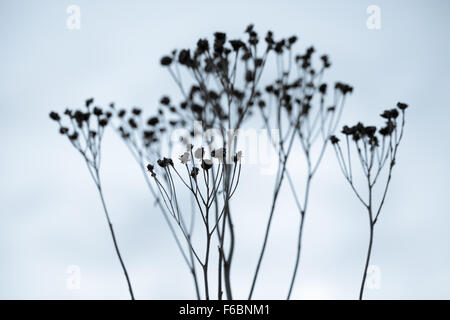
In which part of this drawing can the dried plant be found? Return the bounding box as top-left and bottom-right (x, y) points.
(48, 23), (410, 301)
(49, 99), (135, 299)
(106, 104), (210, 298)
(330, 102), (409, 299)
(158, 24), (272, 299)
(249, 35), (353, 299)
(147, 147), (242, 300)
(159, 24), (268, 133)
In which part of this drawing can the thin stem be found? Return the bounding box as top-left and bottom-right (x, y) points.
(248, 111), (299, 299)
(248, 165), (286, 299)
(95, 172), (135, 300)
(223, 203), (235, 300)
(360, 219), (374, 300)
(203, 227), (211, 300)
(188, 234), (201, 300)
(360, 167), (374, 300)
(218, 245), (223, 300)
(286, 212), (306, 299)
(286, 173), (312, 299)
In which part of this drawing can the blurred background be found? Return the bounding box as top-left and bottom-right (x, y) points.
(1, 0), (449, 299)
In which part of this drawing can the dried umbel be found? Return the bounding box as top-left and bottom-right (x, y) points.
(109, 103), (170, 164)
(49, 98), (135, 300)
(330, 102), (409, 299)
(107, 104), (210, 297)
(109, 99), (243, 300)
(50, 99), (112, 165)
(159, 25), (356, 299)
(159, 24), (272, 136)
(48, 24), (410, 300)
(250, 33), (353, 299)
(157, 25), (276, 299)
(148, 146), (243, 300)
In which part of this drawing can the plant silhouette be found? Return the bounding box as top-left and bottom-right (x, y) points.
(49, 100), (135, 300)
(330, 102), (408, 299)
(49, 25), (409, 300)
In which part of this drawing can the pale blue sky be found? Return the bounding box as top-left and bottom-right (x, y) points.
(0, 0), (449, 299)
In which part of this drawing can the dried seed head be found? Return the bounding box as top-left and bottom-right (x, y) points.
(49, 111), (60, 121)
(201, 159), (213, 170)
(132, 108), (142, 116)
(397, 102), (408, 110)
(92, 107), (102, 116)
(160, 56), (173, 66)
(85, 98), (94, 107)
(330, 135), (340, 144)
(194, 147), (205, 159)
(147, 117), (159, 126)
(190, 167), (199, 178)
(179, 152), (190, 164)
(335, 82), (353, 95)
(118, 109), (126, 118)
(147, 164), (156, 177)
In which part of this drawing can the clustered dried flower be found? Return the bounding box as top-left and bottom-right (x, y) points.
(50, 24), (409, 301)
(158, 24), (275, 137)
(147, 145), (243, 300)
(330, 102), (409, 299)
(249, 29), (353, 299)
(49, 99), (135, 300)
(49, 99), (112, 163)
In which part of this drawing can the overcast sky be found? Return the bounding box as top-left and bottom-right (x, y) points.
(1, 0), (449, 299)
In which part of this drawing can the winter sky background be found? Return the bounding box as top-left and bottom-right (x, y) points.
(1, 0), (450, 299)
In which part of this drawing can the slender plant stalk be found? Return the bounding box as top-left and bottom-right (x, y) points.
(203, 226), (211, 300)
(140, 160), (202, 300)
(222, 162), (235, 300)
(287, 212), (306, 299)
(360, 218), (374, 300)
(148, 149), (241, 300)
(331, 103), (408, 299)
(223, 205), (235, 300)
(249, 101), (309, 299)
(50, 101), (136, 300)
(286, 174), (311, 299)
(91, 167), (135, 300)
(114, 121), (202, 300)
(248, 148), (290, 299)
